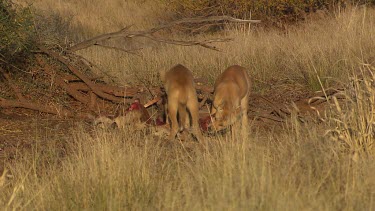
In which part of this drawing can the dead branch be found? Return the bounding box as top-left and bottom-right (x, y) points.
(37, 58), (91, 105)
(53, 77), (90, 105)
(68, 82), (140, 97)
(68, 16), (260, 52)
(60, 73), (102, 83)
(93, 44), (142, 56)
(144, 97), (161, 108)
(0, 97), (72, 117)
(249, 108), (285, 123)
(251, 94), (287, 119)
(40, 46), (131, 103)
(89, 91), (97, 109)
(144, 35), (231, 51)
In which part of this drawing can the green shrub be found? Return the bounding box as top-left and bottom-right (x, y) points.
(0, 0), (35, 63)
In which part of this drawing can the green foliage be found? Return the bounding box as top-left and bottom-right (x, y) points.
(0, 0), (35, 62)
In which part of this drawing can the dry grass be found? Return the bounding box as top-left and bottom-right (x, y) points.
(1, 0), (375, 210)
(1, 118), (374, 210)
(326, 64), (375, 155)
(75, 7), (375, 90)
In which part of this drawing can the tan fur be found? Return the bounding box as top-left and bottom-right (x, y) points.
(210, 65), (251, 136)
(162, 64), (203, 141)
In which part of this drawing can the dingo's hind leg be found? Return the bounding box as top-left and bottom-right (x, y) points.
(168, 99), (179, 140)
(187, 99), (203, 141)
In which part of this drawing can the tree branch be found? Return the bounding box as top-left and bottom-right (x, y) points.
(93, 44), (142, 56)
(144, 35), (231, 51)
(68, 16), (260, 52)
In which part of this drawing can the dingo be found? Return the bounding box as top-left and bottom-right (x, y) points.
(210, 65), (251, 136)
(161, 64), (203, 141)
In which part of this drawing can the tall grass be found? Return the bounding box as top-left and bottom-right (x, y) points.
(1, 120), (374, 210)
(326, 63), (375, 155)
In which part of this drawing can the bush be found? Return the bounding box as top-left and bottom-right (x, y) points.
(0, 0), (35, 63)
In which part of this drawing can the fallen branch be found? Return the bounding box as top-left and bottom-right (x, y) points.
(40, 46), (131, 103)
(94, 43), (142, 56)
(60, 73), (102, 82)
(36, 57), (91, 105)
(249, 108), (285, 123)
(68, 82), (140, 97)
(144, 97), (161, 108)
(0, 97), (72, 117)
(251, 94), (287, 119)
(68, 16), (261, 52)
(144, 35), (231, 51)
(52, 76), (90, 105)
